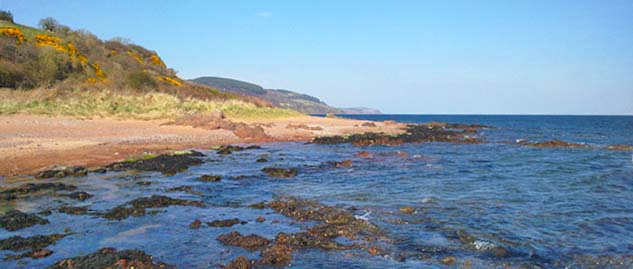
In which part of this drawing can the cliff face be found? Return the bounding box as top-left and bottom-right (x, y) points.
(191, 76), (382, 114)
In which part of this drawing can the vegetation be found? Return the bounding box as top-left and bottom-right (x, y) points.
(0, 12), (301, 119)
(0, 88), (301, 120)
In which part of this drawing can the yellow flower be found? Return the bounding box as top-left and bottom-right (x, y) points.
(0, 27), (25, 44)
(127, 50), (143, 64)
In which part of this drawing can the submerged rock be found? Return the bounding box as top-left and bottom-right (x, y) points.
(0, 234), (66, 251)
(262, 167), (298, 178)
(527, 139), (589, 148)
(399, 206), (415, 215)
(0, 183), (77, 200)
(36, 166), (88, 179)
(198, 174), (222, 182)
(102, 195), (204, 220)
(6, 248), (54, 260)
(217, 231), (270, 250)
(455, 230), (508, 257)
(0, 210), (49, 231)
(105, 151), (204, 175)
(207, 218), (247, 227)
(47, 247), (175, 269)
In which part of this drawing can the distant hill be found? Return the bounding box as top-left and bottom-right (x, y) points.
(191, 76), (382, 115)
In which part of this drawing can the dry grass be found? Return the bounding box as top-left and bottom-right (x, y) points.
(0, 88), (302, 120)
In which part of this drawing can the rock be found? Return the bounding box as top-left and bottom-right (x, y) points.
(286, 124), (323, 131)
(361, 122), (377, 127)
(58, 206), (90, 215)
(36, 165), (87, 179)
(383, 120), (397, 125)
(325, 112), (338, 118)
(216, 145), (261, 155)
(165, 185), (194, 193)
(399, 206), (415, 215)
(356, 151), (373, 158)
(440, 256), (456, 265)
(0, 183), (77, 201)
(313, 123), (487, 146)
(395, 151), (408, 157)
(256, 158), (269, 163)
(224, 256), (252, 269)
(248, 202), (267, 209)
(47, 247), (175, 269)
(189, 219), (202, 229)
(136, 181), (152, 186)
(327, 160), (353, 168)
(38, 210), (52, 216)
(91, 168), (108, 174)
(0, 234), (66, 251)
(67, 191), (93, 201)
(0, 210), (49, 231)
(30, 248), (54, 258)
(105, 151), (204, 175)
(208, 218), (247, 227)
(259, 242), (293, 266)
(256, 216), (266, 223)
(367, 246), (382, 256)
(198, 174), (221, 182)
(262, 167), (298, 178)
(217, 232), (270, 250)
(102, 195), (204, 220)
(527, 139), (589, 148)
(606, 144), (633, 151)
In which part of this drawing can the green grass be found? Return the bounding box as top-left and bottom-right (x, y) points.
(0, 88), (302, 120)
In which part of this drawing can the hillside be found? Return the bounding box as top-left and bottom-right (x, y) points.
(191, 76), (382, 114)
(0, 15), (298, 119)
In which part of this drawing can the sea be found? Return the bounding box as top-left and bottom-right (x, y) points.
(1, 115), (632, 268)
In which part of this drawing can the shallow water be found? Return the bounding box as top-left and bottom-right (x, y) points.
(1, 115), (633, 268)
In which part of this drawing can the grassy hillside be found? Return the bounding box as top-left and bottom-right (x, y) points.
(191, 76), (346, 114)
(0, 15), (300, 119)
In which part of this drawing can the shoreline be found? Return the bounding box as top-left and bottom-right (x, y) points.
(0, 114), (405, 178)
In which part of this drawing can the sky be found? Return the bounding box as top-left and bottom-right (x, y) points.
(2, 0), (632, 115)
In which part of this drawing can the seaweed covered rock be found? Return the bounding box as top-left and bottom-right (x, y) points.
(102, 195), (204, 220)
(262, 167), (298, 178)
(208, 218), (247, 227)
(47, 247), (175, 269)
(0, 210), (49, 231)
(0, 183), (77, 200)
(527, 139), (589, 148)
(605, 144), (633, 151)
(105, 151), (204, 175)
(0, 234), (66, 251)
(313, 123), (485, 146)
(216, 145), (261, 155)
(36, 166), (88, 179)
(326, 160), (353, 168)
(217, 232), (270, 250)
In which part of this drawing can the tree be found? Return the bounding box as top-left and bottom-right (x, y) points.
(0, 10), (13, 23)
(38, 17), (59, 32)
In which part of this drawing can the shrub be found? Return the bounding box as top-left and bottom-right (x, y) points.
(0, 10), (13, 23)
(127, 71), (157, 89)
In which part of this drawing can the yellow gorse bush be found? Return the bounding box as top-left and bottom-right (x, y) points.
(127, 50), (143, 64)
(0, 27), (26, 44)
(35, 34), (67, 52)
(150, 55), (166, 68)
(156, 75), (183, 87)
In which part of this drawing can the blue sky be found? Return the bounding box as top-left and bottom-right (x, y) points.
(2, 0), (632, 114)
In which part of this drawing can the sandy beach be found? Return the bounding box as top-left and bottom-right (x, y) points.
(0, 115), (404, 177)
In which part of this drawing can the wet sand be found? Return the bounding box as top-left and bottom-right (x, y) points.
(0, 115), (404, 177)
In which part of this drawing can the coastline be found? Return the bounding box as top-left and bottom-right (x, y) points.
(0, 114), (404, 177)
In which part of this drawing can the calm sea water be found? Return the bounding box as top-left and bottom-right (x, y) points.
(1, 115), (632, 268)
